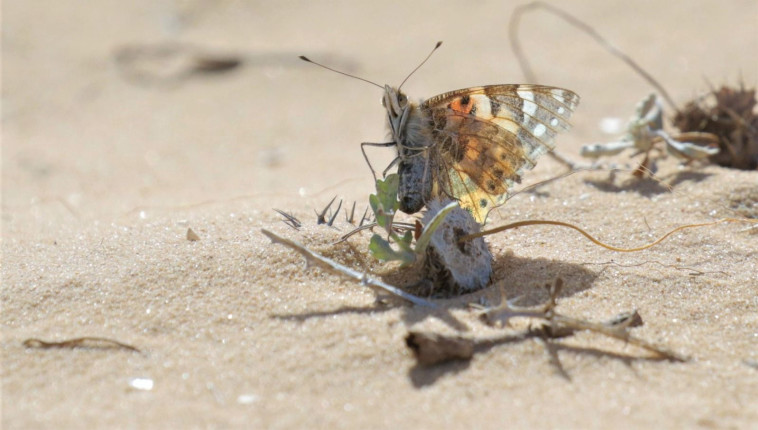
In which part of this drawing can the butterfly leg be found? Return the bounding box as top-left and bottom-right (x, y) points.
(361, 141), (397, 181)
(381, 156), (400, 178)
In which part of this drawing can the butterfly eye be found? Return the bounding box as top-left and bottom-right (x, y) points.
(398, 94), (408, 106)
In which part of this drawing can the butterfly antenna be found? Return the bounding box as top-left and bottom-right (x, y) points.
(398, 41), (443, 90)
(299, 56), (383, 89)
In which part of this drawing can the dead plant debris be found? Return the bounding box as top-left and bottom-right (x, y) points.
(674, 85), (758, 170)
(406, 332), (475, 365)
(261, 228), (437, 308)
(273, 208), (302, 230)
(406, 279), (685, 367)
(23, 337), (141, 353)
(186, 227), (201, 241)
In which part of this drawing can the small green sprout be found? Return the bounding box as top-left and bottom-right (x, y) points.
(367, 174), (458, 266)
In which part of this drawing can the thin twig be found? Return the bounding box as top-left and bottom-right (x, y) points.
(580, 259), (729, 276)
(261, 229), (437, 308)
(336, 221), (418, 244)
(273, 209), (302, 230)
(23, 337), (141, 353)
(346, 201), (357, 224)
(359, 205), (371, 227)
(337, 223), (378, 243)
(315, 196), (338, 224)
(477, 279), (686, 361)
(548, 314), (685, 361)
(328, 199), (343, 226)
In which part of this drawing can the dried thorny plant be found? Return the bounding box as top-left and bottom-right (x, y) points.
(580, 94), (719, 176)
(269, 171), (754, 301)
(265, 174), (489, 300)
(407, 278), (686, 367)
(477, 278), (679, 360)
(261, 228), (437, 308)
(509, 1), (758, 174)
(263, 225), (691, 368)
(674, 84), (758, 170)
(273, 195), (373, 230)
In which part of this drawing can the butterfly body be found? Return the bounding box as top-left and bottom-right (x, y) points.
(384, 84), (580, 224)
(382, 86), (434, 213)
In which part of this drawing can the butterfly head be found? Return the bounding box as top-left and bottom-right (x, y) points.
(382, 85), (411, 139)
(382, 85), (408, 117)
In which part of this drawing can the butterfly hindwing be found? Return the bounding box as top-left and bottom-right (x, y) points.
(421, 85), (579, 222)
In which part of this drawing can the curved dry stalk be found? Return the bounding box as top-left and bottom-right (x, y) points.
(460, 218), (753, 252)
(509, 1), (678, 111)
(335, 221), (416, 244)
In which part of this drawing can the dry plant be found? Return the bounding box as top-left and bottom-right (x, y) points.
(260, 229), (437, 308)
(407, 278), (685, 366)
(579, 93), (719, 176)
(23, 337), (141, 353)
(509, 1), (758, 174)
(674, 84), (758, 170)
(266, 173), (753, 300)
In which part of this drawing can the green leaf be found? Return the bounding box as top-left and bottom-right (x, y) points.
(376, 174), (400, 212)
(370, 174), (401, 232)
(368, 193), (387, 229)
(368, 234), (395, 260)
(394, 229), (414, 254)
(369, 233), (415, 265)
(414, 201), (459, 254)
(367, 174), (419, 266)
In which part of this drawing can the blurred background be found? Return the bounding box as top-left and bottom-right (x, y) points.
(3, 0), (757, 230)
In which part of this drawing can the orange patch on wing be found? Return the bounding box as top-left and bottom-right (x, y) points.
(449, 97), (475, 114)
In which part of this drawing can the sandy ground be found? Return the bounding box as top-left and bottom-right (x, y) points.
(3, 1), (758, 428)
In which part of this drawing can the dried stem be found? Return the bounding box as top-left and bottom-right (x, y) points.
(460, 218), (752, 252)
(549, 314), (685, 361)
(261, 229), (437, 308)
(23, 337), (141, 353)
(478, 279), (686, 361)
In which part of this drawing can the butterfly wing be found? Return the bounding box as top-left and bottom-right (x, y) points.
(420, 85), (579, 223)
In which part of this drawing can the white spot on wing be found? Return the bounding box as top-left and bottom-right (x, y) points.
(517, 90), (538, 117)
(550, 118), (559, 127)
(472, 95), (492, 117)
(534, 124), (547, 137)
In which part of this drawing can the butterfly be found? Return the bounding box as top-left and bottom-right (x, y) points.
(302, 42), (580, 224)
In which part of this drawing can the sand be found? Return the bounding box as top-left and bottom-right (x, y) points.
(3, 1), (757, 428)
